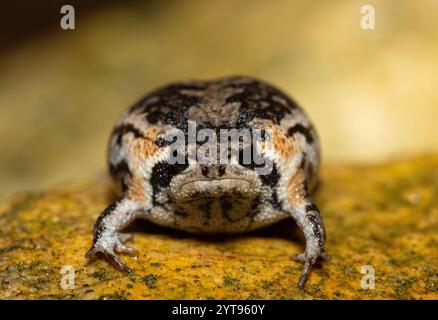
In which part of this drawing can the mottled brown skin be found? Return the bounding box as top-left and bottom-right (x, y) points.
(86, 76), (330, 288)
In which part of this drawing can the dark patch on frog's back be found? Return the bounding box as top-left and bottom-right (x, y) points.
(150, 161), (189, 205)
(129, 82), (206, 130)
(109, 160), (132, 193)
(127, 76), (302, 132)
(112, 123), (145, 146)
(259, 163), (280, 187)
(287, 124), (314, 144)
(222, 77), (300, 125)
(150, 162), (175, 188)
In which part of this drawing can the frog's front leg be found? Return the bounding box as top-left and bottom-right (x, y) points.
(290, 201), (330, 288)
(85, 198), (146, 272)
(284, 164), (330, 288)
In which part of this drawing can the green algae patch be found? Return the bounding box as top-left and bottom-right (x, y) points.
(0, 156), (437, 299)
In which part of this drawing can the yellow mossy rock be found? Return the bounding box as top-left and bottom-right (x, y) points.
(0, 156), (437, 299)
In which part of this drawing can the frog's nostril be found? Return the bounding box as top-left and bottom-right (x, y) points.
(201, 165), (209, 176)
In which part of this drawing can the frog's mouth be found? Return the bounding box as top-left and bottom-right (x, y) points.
(171, 178), (258, 201)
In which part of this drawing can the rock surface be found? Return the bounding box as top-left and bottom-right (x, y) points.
(0, 156), (437, 299)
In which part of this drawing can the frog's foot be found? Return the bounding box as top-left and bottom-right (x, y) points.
(291, 249), (331, 289)
(86, 232), (137, 273)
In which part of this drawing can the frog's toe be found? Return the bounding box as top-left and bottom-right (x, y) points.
(85, 243), (106, 260)
(291, 249), (331, 289)
(93, 246), (132, 273)
(115, 244), (138, 257)
(85, 246), (97, 259)
(86, 238), (133, 273)
(104, 251), (132, 273)
(291, 250), (331, 263)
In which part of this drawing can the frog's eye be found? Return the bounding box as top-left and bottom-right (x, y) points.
(168, 149), (189, 173)
(173, 162), (189, 174)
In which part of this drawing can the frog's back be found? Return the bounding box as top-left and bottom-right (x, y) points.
(126, 76), (306, 127)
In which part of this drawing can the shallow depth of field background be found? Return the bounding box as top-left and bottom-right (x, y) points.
(0, 0), (437, 200)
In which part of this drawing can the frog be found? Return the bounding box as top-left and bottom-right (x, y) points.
(85, 75), (330, 288)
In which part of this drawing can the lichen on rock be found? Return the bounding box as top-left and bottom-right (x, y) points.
(0, 156), (437, 299)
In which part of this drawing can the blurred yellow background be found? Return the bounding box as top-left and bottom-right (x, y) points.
(1, 0), (437, 200)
